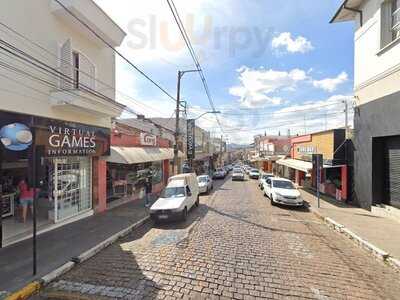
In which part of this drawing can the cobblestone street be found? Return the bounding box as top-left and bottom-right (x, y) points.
(35, 176), (400, 300)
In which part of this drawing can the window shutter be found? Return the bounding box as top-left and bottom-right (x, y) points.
(59, 39), (73, 89)
(78, 54), (95, 90)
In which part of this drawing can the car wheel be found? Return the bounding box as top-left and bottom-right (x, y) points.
(195, 196), (200, 207)
(271, 197), (276, 206)
(206, 187), (209, 195)
(182, 207), (188, 221)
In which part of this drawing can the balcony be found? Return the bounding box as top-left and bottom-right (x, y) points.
(50, 0), (126, 47)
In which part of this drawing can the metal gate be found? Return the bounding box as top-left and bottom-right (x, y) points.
(385, 137), (400, 209)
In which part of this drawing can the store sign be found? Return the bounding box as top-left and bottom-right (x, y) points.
(298, 146), (316, 154)
(140, 132), (157, 146)
(187, 119), (195, 159)
(38, 122), (110, 157)
(0, 123), (33, 151)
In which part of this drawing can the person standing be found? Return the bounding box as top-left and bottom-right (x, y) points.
(17, 177), (36, 223)
(144, 176), (153, 208)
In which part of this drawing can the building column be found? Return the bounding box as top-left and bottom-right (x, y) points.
(93, 157), (107, 213)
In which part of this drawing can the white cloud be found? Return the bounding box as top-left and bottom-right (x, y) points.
(229, 66), (308, 108)
(271, 32), (314, 54)
(313, 71), (348, 92)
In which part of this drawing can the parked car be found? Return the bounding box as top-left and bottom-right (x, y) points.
(150, 173), (199, 222)
(244, 166), (252, 174)
(249, 168), (260, 179)
(263, 177), (304, 207)
(258, 173), (274, 189)
(197, 175), (213, 194)
(232, 168), (245, 181)
(213, 168), (226, 179)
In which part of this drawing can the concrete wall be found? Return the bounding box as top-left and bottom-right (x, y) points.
(354, 0), (400, 105)
(0, 0), (119, 128)
(354, 89), (400, 209)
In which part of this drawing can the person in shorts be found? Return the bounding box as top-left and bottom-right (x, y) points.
(18, 178), (35, 223)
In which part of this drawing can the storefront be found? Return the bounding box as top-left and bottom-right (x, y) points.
(278, 129), (349, 201)
(103, 122), (182, 209)
(0, 111), (110, 247)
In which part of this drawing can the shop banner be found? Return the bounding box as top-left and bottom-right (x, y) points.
(187, 119), (195, 160)
(140, 132), (157, 146)
(0, 111), (110, 157)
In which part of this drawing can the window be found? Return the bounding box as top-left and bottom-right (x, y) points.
(392, 0), (400, 40)
(381, 0), (400, 48)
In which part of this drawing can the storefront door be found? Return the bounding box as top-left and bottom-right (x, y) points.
(52, 157), (92, 222)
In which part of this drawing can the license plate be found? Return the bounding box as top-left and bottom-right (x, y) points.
(158, 215), (168, 219)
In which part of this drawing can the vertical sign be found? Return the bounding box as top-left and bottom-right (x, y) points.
(312, 154), (323, 208)
(187, 119), (195, 160)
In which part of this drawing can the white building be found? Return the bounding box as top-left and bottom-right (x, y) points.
(331, 0), (400, 210)
(0, 0), (126, 246)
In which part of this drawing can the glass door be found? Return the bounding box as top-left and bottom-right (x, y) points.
(53, 157), (91, 222)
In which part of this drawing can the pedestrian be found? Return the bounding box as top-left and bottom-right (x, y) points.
(17, 177), (38, 223)
(144, 176), (153, 208)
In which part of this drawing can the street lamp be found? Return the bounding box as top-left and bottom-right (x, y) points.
(194, 111), (221, 121)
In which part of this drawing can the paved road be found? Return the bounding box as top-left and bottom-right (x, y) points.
(34, 175), (400, 300)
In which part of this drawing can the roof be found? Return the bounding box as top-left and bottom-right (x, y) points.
(106, 146), (184, 164)
(167, 180), (185, 188)
(330, 0), (364, 23)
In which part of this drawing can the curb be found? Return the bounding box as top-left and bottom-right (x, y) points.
(308, 205), (397, 270)
(5, 216), (150, 300)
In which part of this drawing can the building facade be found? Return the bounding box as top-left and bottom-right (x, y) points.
(277, 129), (349, 201)
(0, 0), (125, 246)
(331, 0), (400, 209)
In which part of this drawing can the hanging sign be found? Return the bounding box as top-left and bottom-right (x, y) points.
(187, 119), (196, 160)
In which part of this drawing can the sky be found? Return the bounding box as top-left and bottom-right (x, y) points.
(94, 0), (355, 144)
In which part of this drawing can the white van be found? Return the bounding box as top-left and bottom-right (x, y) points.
(150, 173), (199, 222)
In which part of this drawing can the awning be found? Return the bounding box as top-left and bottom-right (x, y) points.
(276, 159), (313, 173)
(106, 146), (184, 164)
(276, 158), (337, 173)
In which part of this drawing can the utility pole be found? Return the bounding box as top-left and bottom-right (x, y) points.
(173, 71), (182, 175)
(173, 70), (200, 175)
(343, 100), (349, 138)
(220, 135), (223, 167)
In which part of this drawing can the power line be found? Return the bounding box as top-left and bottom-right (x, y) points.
(52, 0), (178, 104)
(166, 0), (224, 133)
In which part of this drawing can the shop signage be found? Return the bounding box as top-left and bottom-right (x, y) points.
(140, 132), (157, 146)
(298, 146), (316, 154)
(187, 119), (195, 159)
(37, 122), (110, 157)
(0, 111), (110, 157)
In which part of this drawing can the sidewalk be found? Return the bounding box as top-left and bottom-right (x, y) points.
(301, 189), (400, 262)
(0, 196), (154, 297)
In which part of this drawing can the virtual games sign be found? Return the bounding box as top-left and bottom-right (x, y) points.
(0, 111), (110, 157)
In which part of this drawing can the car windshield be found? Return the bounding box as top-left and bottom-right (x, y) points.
(251, 169), (259, 173)
(161, 187), (185, 198)
(273, 180), (295, 189)
(198, 176), (208, 183)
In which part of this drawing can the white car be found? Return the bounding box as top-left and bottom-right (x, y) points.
(249, 168), (260, 179)
(197, 175), (213, 194)
(263, 178), (304, 207)
(150, 173), (199, 222)
(213, 168), (226, 179)
(232, 168), (245, 181)
(258, 173), (274, 189)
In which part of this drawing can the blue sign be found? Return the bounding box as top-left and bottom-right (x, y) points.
(0, 123), (33, 151)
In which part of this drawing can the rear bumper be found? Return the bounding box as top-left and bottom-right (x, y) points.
(232, 176), (244, 181)
(199, 186), (208, 194)
(249, 175), (259, 179)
